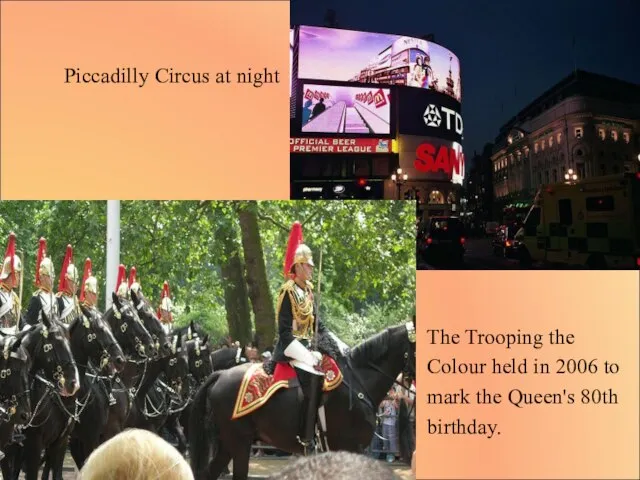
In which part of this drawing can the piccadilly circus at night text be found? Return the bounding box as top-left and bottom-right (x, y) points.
(289, 24), (464, 218)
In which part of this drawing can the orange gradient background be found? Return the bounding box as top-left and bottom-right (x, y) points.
(417, 271), (640, 479)
(0, 1), (288, 199)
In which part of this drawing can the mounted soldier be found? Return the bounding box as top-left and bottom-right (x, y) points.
(272, 221), (327, 455)
(79, 258), (99, 311)
(56, 244), (81, 324)
(115, 264), (129, 299)
(158, 281), (173, 335)
(80, 257), (117, 406)
(0, 232), (22, 331)
(24, 237), (58, 328)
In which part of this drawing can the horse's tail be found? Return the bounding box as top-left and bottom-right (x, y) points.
(188, 370), (222, 478)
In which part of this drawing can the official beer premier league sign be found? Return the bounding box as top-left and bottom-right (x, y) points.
(290, 138), (391, 154)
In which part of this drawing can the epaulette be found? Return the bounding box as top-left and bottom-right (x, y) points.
(305, 281), (314, 290)
(279, 279), (296, 294)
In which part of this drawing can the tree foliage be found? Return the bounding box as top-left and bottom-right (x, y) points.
(0, 200), (415, 347)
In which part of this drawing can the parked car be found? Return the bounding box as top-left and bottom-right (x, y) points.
(492, 224), (521, 259)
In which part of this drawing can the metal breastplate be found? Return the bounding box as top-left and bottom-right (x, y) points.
(0, 290), (17, 329)
(59, 294), (79, 323)
(37, 290), (58, 321)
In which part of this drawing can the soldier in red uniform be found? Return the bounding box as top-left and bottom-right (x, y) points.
(158, 281), (173, 335)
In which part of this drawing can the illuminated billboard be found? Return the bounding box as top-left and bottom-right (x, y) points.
(300, 83), (391, 135)
(399, 135), (465, 186)
(396, 88), (463, 143)
(298, 26), (462, 103)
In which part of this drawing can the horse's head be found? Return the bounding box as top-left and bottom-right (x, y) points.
(185, 334), (213, 383)
(130, 289), (171, 357)
(210, 343), (248, 371)
(21, 312), (80, 397)
(348, 319), (416, 406)
(73, 304), (126, 375)
(0, 334), (32, 424)
(107, 292), (155, 362)
(164, 331), (190, 397)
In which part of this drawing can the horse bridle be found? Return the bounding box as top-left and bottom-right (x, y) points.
(341, 323), (416, 418)
(0, 338), (31, 422)
(113, 303), (149, 360)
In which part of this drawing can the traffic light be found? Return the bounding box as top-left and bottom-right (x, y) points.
(357, 178), (367, 187)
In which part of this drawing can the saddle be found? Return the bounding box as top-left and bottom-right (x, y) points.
(231, 355), (342, 420)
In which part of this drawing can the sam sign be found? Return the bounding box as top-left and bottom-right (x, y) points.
(290, 138), (391, 154)
(414, 142), (465, 185)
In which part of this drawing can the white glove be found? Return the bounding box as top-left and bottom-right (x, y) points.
(284, 339), (318, 367)
(311, 351), (323, 365)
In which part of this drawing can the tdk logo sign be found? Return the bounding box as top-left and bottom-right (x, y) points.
(423, 104), (463, 136)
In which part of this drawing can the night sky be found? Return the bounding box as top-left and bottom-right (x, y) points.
(291, 0), (640, 161)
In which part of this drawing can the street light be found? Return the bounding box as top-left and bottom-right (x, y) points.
(391, 167), (408, 200)
(564, 168), (578, 184)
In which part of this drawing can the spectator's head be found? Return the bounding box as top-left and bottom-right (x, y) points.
(78, 428), (193, 480)
(268, 451), (400, 480)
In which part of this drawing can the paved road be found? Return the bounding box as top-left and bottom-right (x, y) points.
(5, 452), (412, 480)
(418, 237), (525, 270)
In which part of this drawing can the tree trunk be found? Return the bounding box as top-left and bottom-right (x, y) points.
(215, 218), (252, 345)
(237, 202), (275, 350)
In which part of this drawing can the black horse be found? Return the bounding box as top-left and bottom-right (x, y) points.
(38, 304), (126, 478)
(99, 292), (157, 443)
(189, 320), (417, 480)
(163, 334), (213, 454)
(0, 313), (80, 480)
(124, 330), (190, 437)
(130, 289), (172, 357)
(210, 343), (251, 371)
(0, 334), (32, 455)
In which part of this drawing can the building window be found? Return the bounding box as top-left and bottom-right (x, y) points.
(575, 127), (583, 139)
(541, 141), (545, 151)
(534, 143), (539, 153)
(598, 128), (605, 140)
(557, 132), (562, 144)
(611, 130), (618, 141)
(576, 163), (585, 179)
(552, 169), (558, 183)
(549, 136), (554, 147)
(575, 149), (583, 157)
(623, 132), (630, 143)
(429, 190), (445, 204)
(600, 164), (606, 175)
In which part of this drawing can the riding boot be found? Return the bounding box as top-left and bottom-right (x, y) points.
(298, 371), (323, 455)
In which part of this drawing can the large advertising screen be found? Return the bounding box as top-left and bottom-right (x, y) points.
(298, 26), (462, 103)
(399, 135), (465, 186)
(300, 83), (391, 135)
(397, 88), (463, 143)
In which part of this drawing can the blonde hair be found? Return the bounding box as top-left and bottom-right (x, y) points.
(79, 429), (193, 480)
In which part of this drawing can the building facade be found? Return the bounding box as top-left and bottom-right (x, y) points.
(465, 143), (494, 222)
(491, 70), (640, 221)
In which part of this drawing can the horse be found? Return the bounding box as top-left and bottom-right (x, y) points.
(210, 343), (251, 371)
(0, 312), (81, 480)
(162, 334), (213, 454)
(38, 304), (126, 477)
(188, 320), (416, 480)
(99, 292), (157, 443)
(130, 289), (172, 357)
(0, 334), (33, 452)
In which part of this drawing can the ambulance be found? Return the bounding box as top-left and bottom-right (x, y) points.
(514, 173), (640, 269)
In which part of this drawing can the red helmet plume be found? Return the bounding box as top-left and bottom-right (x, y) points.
(128, 266), (137, 288)
(57, 244), (74, 292)
(35, 238), (46, 287)
(115, 264), (127, 295)
(79, 258), (92, 303)
(283, 222), (303, 279)
(157, 280), (172, 320)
